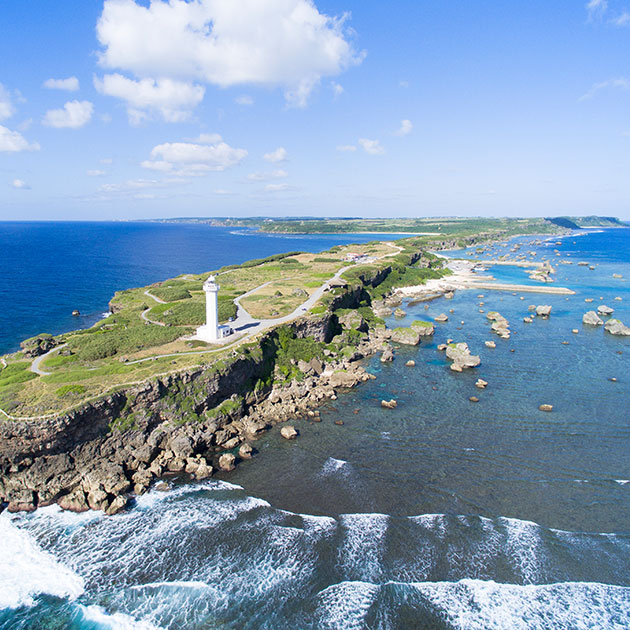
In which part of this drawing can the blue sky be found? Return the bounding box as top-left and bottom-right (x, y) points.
(1, 0), (629, 220)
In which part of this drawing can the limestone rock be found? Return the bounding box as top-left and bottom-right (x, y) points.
(445, 342), (481, 371)
(57, 488), (89, 512)
(475, 379), (488, 389)
(484, 341), (496, 348)
(536, 305), (552, 317)
(405, 360), (416, 367)
(238, 443), (253, 459)
(597, 305), (614, 316)
(604, 319), (630, 336)
(329, 370), (361, 388)
(105, 495), (128, 516)
(381, 399), (397, 409)
(410, 321), (435, 336)
(391, 327), (421, 346)
(218, 453), (236, 471)
(338, 311), (368, 332)
(539, 404), (553, 412)
(394, 308), (407, 318)
(380, 346), (394, 362)
(434, 313), (449, 322)
(280, 425), (298, 440)
(582, 311), (603, 326)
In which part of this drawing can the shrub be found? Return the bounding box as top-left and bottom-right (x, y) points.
(151, 286), (191, 302)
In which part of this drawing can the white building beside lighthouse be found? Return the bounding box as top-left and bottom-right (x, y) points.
(196, 275), (233, 343)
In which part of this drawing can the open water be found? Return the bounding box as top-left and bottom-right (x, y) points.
(2, 226), (630, 629)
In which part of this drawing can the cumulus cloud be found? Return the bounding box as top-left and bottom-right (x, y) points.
(336, 144), (356, 152)
(94, 73), (204, 124)
(194, 132), (223, 144)
(358, 138), (385, 155)
(141, 138), (247, 175)
(235, 95), (254, 106)
(12, 179), (30, 189)
(586, 0), (608, 20)
(247, 169), (288, 181)
(0, 84), (15, 121)
(43, 76), (80, 91)
(395, 119), (413, 136)
(263, 147), (288, 163)
(43, 100), (93, 128)
(95, 0), (364, 112)
(579, 77), (630, 100)
(0, 125), (40, 152)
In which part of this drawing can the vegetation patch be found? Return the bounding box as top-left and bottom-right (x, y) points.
(55, 384), (86, 397)
(151, 286), (192, 302)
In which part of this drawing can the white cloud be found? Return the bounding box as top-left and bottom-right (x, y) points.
(358, 138), (385, 155)
(43, 76), (80, 91)
(235, 95), (254, 106)
(194, 132), (223, 144)
(96, 0), (364, 109)
(336, 144), (356, 152)
(395, 119), (413, 136)
(0, 125), (40, 152)
(612, 11), (630, 25)
(87, 169), (107, 177)
(142, 139), (247, 176)
(586, 0), (608, 20)
(43, 100), (93, 128)
(98, 178), (184, 194)
(213, 188), (232, 195)
(331, 81), (344, 98)
(263, 147), (288, 163)
(94, 73), (205, 123)
(12, 179), (30, 190)
(247, 169), (288, 181)
(264, 183), (289, 192)
(0, 84), (15, 121)
(579, 77), (630, 100)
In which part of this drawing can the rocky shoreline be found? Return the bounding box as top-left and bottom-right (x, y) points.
(0, 312), (404, 515)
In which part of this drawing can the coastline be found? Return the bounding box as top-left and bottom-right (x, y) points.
(0, 223), (580, 515)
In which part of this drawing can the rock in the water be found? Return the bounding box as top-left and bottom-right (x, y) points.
(391, 327), (422, 345)
(445, 342), (481, 371)
(57, 488), (89, 512)
(238, 443), (253, 459)
(572, 329), (579, 334)
(105, 495), (128, 516)
(484, 340), (496, 348)
(539, 404), (553, 412)
(380, 346), (395, 362)
(434, 313), (449, 322)
(394, 308), (407, 318)
(218, 453), (236, 471)
(536, 305), (552, 317)
(604, 319), (630, 336)
(523, 317), (533, 323)
(597, 305), (614, 316)
(475, 379), (488, 389)
(381, 399), (398, 409)
(410, 321), (435, 336)
(582, 311), (603, 326)
(280, 425), (298, 440)
(405, 360), (416, 367)
(469, 396), (479, 403)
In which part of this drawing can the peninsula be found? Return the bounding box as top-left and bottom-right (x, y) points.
(0, 217), (600, 514)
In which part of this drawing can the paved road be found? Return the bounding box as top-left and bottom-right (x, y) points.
(144, 289), (166, 304)
(30, 344), (68, 376)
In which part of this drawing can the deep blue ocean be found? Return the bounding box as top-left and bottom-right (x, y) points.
(2, 225), (630, 629)
(0, 222), (408, 355)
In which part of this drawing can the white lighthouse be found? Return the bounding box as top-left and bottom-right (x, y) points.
(196, 275), (221, 342)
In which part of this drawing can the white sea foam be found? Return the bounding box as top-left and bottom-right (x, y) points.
(338, 513), (389, 582)
(615, 479), (630, 485)
(315, 581), (380, 630)
(0, 515), (85, 609)
(316, 579), (630, 630)
(76, 604), (160, 630)
(134, 479), (246, 509)
(320, 457), (348, 475)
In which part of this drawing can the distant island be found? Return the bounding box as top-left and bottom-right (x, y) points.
(0, 216), (620, 515)
(143, 215), (627, 234)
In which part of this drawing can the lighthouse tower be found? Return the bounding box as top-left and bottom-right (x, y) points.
(197, 275), (220, 342)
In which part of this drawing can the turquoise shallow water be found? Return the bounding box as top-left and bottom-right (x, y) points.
(2, 228), (630, 629)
